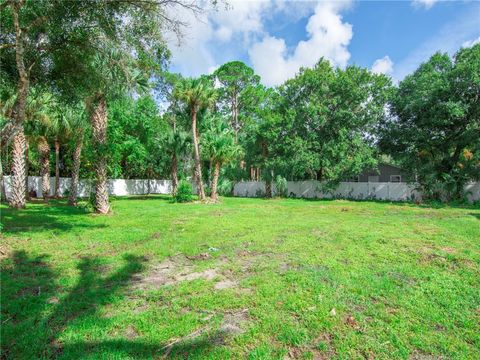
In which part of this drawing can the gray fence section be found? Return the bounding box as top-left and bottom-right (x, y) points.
(233, 180), (480, 202)
(3, 177), (479, 202)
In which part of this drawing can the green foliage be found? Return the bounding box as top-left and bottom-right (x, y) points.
(212, 61), (263, 136)
(218, 178), (234, 196)
(273, 59), (393, 186)
(107, 95), (168, 179)
(173, 77), (217, 114)
(202, 114), (243, 166)
(274, 175), (288, 197)
(174, 180), (193, 203)
(379, 44), (480, 200)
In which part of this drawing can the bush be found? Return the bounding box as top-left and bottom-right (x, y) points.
(275, 175), (288, 197)
(174, 180), (193, 203)
(82, 190), (96, 212)
(218, 178), (234, 196)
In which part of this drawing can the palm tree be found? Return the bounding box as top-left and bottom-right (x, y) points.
(51, 110), (72, 198)
(24, 90), (58, 203)
(203, 115), (242, 201)
(2, 88), (55, 204)
(174, 78), (217, 201)
(164, 120), (190, 196)
(64, 105), (88, 206)
(87, 93), (110, 214)
(1, 88), (26, 208)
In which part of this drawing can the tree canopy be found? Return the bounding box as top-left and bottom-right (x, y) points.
(379, 44), (480, 199)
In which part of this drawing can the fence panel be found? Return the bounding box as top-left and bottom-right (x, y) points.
(2, 176), (478, 203)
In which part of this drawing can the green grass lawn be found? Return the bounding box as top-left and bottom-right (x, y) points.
(1, 196), (479, 359)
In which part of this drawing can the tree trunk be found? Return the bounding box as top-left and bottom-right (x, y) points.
(2, 2), (29, 148)
(208, 158), (213, 188)
(0, 155), (6, 202)
(9, 129), (27, 209)
(7, 3), (29, 209)
(54, 138), (61, 198)
(261, 140), (271, 198)
(68, 135), (83, 206)
(231, 90), (239, 143)
(265, 179), (272, 198)
(171, 152), (178, 196)
(38, 136), (51, 203)
(191, 109), (205, 200)
(91, 95), (110, 214)
(211, 161), (221, 202)
(25, 141), (30, 200)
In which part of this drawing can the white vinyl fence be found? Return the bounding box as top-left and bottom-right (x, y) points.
(233, 180), (480, 203)
(2, 176), (172, 199)
(2, 176), (480, 203)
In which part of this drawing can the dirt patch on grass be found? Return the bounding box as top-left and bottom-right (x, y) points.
(214, 279), (238, 290)
(283, 333), (336, 360)
(217, 308), (249, 340)
(150, 232), (162, 239)
(0, 243), (11, 260)
(409, 350), (444, 360)
(440, 247), (456, 254)
(162, 309), (249, 356)
(186, 253), (211, 261)
(132, 248), (283, 295)
(132, 253), (258, 292)
(123, 325), (139, 339)
(132, 255), (222, 289)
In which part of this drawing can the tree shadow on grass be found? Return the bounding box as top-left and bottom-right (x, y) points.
(1, 202), (107, 235)
(469, 213), (480, 221)
(0, 251), (224, 359)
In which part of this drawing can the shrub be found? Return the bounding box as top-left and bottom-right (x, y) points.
(204, 185), (211, 197)
(174, 180), (193, 203)
(255, 188), (265, 198)
(275, 175), (288, 197)
(218, 178), (234, 196)
(82, 190), (96, 212)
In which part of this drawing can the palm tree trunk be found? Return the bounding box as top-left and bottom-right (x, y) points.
(0, 154), (6, 202)
(171, 152), (178, 196)
(54, 137), (61, 198)
(38, 136), (51, 203)
(91, 95), (110, 214)
(25, 141), (30, 200)
(208, 158), (213, 189)
(9, 129), (27, 209)
(69, 135), (83, 206)
(265, 179), (272, 198)
(211, 161), (221, 201)
(191, 109), (205, 200)
(7, 3), (29, 209)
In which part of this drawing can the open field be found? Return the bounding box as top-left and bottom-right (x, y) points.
(1, 197), (479, 359)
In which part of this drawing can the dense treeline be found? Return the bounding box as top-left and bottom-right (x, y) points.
(1, 1), (479, 213)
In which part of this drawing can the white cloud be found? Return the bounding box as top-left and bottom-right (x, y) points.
(212, 0), (271, 43)
(462, 36), (480, 48)
(249, 1), (353, 86)
(167, 0), (273, 77)
(412, 0), (439, 9)
(165, 6), (215, 77)
(167, 0), (354, 85)
(371, 56), (394, 75)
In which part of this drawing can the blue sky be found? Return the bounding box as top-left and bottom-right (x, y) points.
(168, 0), (480, 86)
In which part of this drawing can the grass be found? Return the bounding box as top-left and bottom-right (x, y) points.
(1, 196), (479, 359)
